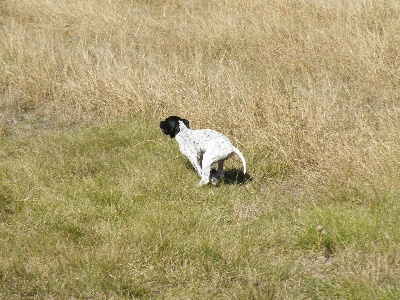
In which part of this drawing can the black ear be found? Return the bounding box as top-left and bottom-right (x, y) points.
(160, 116), (188, 138)
(169, 120), (178, 138)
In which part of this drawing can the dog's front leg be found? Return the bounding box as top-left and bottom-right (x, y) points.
(179, 146), (202, 177)
(186, 153), (202, 176)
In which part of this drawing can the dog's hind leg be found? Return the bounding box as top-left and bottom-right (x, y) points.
(209, 160), (224, 186)
(216, 160), (225, 179)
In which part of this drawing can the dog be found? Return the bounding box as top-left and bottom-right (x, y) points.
(159, 116), (246, 186)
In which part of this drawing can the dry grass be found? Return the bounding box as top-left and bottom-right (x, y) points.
(1, 0), (400, 298)
(1, 0), (399, 187)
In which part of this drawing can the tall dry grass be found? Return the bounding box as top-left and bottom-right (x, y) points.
(1, 0), (400, 190)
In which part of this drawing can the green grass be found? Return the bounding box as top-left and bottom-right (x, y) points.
(1, 117), (399, 299)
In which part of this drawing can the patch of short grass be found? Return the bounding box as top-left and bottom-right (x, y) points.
(0, 117), (399, 299)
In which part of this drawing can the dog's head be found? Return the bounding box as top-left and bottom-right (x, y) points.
(159, 116), (190, 139)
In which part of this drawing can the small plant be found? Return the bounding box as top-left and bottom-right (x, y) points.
(316, 224), (326, 251)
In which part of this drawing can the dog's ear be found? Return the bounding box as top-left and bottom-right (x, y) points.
(171, 118), (189, 137)
(160, 116), (188, 138)
(182, 119), (190, 129)
(169, 119), (179, 139)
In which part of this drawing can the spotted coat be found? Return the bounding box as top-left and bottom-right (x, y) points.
(160, 116), (246, 186)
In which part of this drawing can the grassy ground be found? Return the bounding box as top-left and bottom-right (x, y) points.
(1, 118), (399, 299)
(1, 0), (400, 298)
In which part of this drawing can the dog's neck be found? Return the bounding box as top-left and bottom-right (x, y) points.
(177, 120), (190, 133)
(175, 120), (191, 141)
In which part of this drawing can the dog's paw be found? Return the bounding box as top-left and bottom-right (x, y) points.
(198, 181), (208, 186)
(210, 176), (220, 186)
(209, 169), (219, 186)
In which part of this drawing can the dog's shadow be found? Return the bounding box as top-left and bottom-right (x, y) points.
(184, 161), (251, 185)
(220, 169), (252, 185)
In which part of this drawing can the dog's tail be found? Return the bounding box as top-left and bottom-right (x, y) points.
(232, 147), (246, 174)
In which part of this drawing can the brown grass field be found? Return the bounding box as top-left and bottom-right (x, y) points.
(1, 0), (400, 298)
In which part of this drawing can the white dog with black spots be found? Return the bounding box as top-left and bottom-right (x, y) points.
(160, 116), (246, 186)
